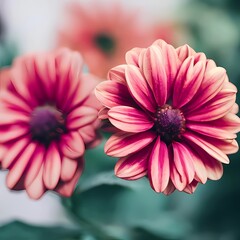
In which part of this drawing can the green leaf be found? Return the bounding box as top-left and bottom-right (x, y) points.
(0, 221), (82, 240)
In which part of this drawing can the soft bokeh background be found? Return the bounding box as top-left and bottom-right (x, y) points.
(0, 0), (240, 239)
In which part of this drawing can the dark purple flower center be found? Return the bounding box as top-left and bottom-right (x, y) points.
(154, 105), (185, 144)
(94, 33), (115, 55)
(30, 105), (66, 145)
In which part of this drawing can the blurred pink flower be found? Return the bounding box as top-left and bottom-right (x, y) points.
(0, 49), (101, 199)
(58, 2), (157, 78)
(95, 40), (240, 194)
(0, 68), (10, 90)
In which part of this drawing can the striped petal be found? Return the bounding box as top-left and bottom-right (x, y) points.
(115, 146), (150, 179)
(183, 132), (229, 164)
(43, 143), (61, 190)
(125, 65), (156, 113)
(61, 157), (78, 181)
(148, 137), (170, 192)
(6, 142), (37, 189)
(26, 165), (46, 200)
(95, 80), (134, 108)
(105, 131), (156, 157)
(108, 106), (153, 133)
(60, 131), (85, 159)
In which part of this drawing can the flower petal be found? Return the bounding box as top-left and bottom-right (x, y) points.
(95, 80), (134, 108)
(125, 47), (143, 67)
(108, 65), (127, 84)
(67, 106), (98, 130)
(24, 144), (45, 187)
(187, 122), (237, 139)
(125, 65), (156, 113)
(43, 143), (61, 190)
(148, 137), (170, 192)
(185, 67), (227, 113)
(60, 131), (85, 159)
(173, 56), (205, 108)
(115, 146), (150, 179)
(55, 158), (84, 197)
(6, 142), (37, 189)
(61, 157), (78, 181)
(2, 137), (30, 169)
(26, 165), (46, 200)
(183, 180), (198, 194)
(105, 131), (156, 157)
(108, 106), (153, 133)
(172, 142), (195, 185)
(0, 125), (29, 143)
(183, 132), (229, 164)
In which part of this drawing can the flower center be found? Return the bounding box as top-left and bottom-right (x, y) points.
(30, 105), (66, 145)
(94, 33), (115, 55)
(154, 105), (185, 144)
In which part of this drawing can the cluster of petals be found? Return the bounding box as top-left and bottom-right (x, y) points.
(95, 39), (240, 194)
(0, 48), (101, 199)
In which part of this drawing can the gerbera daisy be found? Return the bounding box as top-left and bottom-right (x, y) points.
(58, 2), (156, 78)
(0, 48), (101, 199)
(95, 39), (240, 194)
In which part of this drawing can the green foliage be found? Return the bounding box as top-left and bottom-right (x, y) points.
(0, 221), (82, 240)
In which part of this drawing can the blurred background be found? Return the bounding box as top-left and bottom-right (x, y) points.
(0, 0), (240, 239)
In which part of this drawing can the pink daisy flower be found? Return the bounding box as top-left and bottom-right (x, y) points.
(0, 49), (101, 199)
(58, 2), (156, 78)
(95, 40), (240, 194)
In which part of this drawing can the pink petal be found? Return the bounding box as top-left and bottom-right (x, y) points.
(190, 149), (207, 184)
(183, 132), (229, 164)
(54, 49), (83, 106)
(183, 180), (198, 194)
(10, 57), (37, 105)
(125, 65), (156, 113)
(186, 90), (236, 121)
(123, 170), (147, 180)
(108, 65), (127, 84)
(142, 46), (168, 106)
(148, 137), (170, 192)
(173, 56), (205, 108)
(108, 106), (153, 133)
(0, 111), (29, 125)
(26, 165), (46, 200)
(206, 138), (238, 155)
(186, 122), (237, 139)
(185, 67), (226, 113)
(60, 131), (85, 159)
(171, 162), (187, 191)
(67, 106), (98, 130)
(56, 158), (84, 197)
(176, 44), (196, 61)
(115, 146), (150, 179)
(43, 143), (61, 190)
(0, 126), (29, 143)
(197, 148), (223, 180)
(163, 180), (176, 195)
(125, 47), (143, 66)
(210, 113), (240, 133)
(6, 142), (37, 189)
(105, 131), (156, 157)
(1, 137), (29, 169)
(61, 157), (78, 181)
(172, 142), (195, 185)
(152, 40), (180, 100)
(24, 144), (45, 187)
(95, 80), (134, 108)
(60, 73), (97, 112)
(98, 107), (109, 120)
(0, 91), (32, 113)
